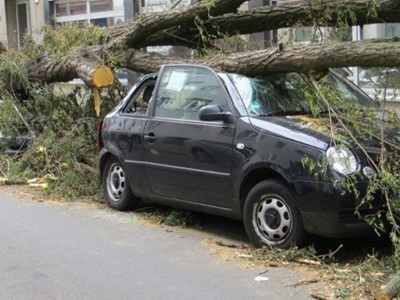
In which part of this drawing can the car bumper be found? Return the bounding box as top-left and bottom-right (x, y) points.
(301, 210), (378, 237)
(291, 180), (384, 238)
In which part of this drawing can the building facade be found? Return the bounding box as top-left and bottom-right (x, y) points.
(0, 0), (48, 49)
(53, 0), (125, 27)
(0, 0), (193, 50)
(0, 0), (131, 50)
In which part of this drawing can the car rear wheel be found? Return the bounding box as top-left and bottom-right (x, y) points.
(102, 156), (139, 210)
(243, 180), (308, 249)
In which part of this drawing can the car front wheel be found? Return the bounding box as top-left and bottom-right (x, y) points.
(102, 156), (139, 210)
(243, 180), (307, 249)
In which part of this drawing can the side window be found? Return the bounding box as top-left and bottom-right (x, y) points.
(123, 81), (155, 116)
(155, 66), (230, 120)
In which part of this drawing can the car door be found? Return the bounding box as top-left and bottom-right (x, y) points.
(142, 65), (235, 208)
(109, 76), (156, 196)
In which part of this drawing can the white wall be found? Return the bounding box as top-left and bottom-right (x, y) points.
(363, 23), (400, 39)
(30, 0), (46, 44)
(0, 0), (8, 47)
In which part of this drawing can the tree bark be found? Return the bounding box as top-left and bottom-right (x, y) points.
(133, 0), (140, 17)
(208, 38), (400, 76)
(0, 42), (6, 54)
(210, 0), (400, 36)
(116, 38), (400, 76)
(27, 48), (113, 87)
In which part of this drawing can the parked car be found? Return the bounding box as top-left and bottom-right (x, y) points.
(0, 128), (30, 153)
(0, 100), (31, 154)
(98, 64), (384, 249)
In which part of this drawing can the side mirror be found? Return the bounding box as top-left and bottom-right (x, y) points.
(199, 105), (234, 123)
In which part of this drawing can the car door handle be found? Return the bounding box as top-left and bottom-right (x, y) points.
(144, 133), (157, 143)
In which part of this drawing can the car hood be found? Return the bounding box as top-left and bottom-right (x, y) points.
(248, 114), (400, 151)
(248, 115), (331, 150)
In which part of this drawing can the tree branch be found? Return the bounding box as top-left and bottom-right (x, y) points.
(141, 0), (400, 48)
(106, 0), (247, 49)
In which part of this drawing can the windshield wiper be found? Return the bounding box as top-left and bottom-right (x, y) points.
(257, 110), (309, 117)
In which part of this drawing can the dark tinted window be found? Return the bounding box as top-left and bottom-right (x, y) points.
(123, 80), (155, 116)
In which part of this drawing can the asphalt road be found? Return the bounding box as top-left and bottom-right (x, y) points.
(0, 189), (313, 300)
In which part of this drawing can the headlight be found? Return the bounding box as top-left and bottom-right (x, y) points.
(326, 146), (358, 175)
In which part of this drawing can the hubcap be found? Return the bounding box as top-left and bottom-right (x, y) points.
(253, 195), (292, 245)
(107, 163), (125, 202)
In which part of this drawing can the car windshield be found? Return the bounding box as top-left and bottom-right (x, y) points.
(228, 72), (378, 117)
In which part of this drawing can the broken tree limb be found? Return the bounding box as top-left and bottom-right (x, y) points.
(206, 0), (400, 37)
(27, 47), (113, 88)
(106, 0), (247, 49)
(284, 278), (319, 287)
(92, 65), (114, 88)
(120, 0), (400, 48)
(310, 293), (330, 300)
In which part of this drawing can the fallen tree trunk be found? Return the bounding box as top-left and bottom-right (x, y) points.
(15, 0), (400, 87)
(26, 37), (400, 84)
(118, 38), (400, 76)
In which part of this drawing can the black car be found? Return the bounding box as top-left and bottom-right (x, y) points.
(0, 100), (31, 153)
(98, 64), (382, 248)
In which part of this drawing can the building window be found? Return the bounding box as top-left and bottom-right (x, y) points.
(90, 0), (112, 13)
(54, 0), (123, 27)
(56, 0), (87, 17)
(91, 17), (115, 27)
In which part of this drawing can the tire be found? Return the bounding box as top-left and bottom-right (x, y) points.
(243, 180), (308, 249)
(102, 156), (139, 210)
